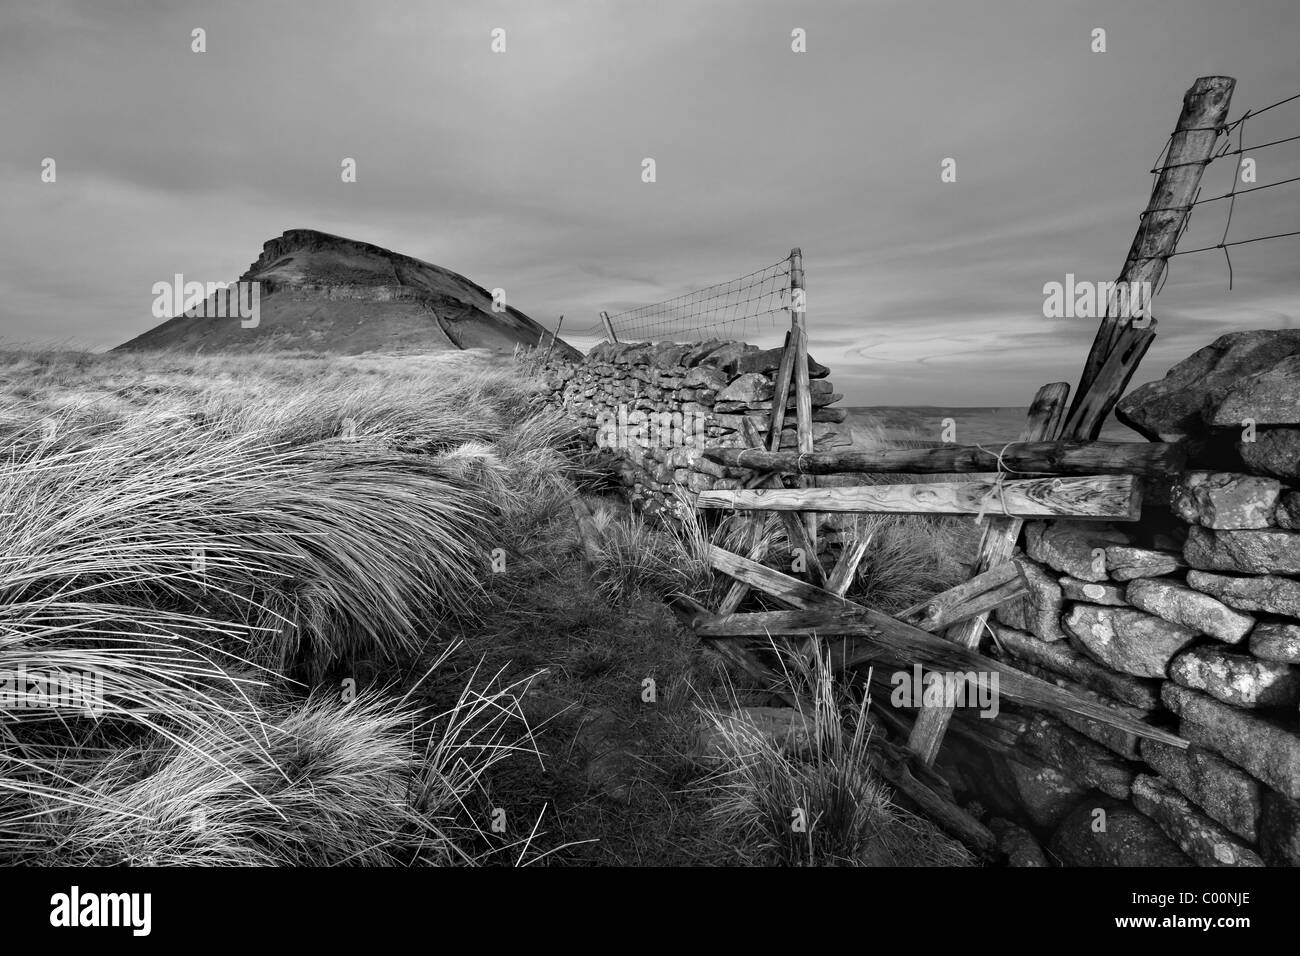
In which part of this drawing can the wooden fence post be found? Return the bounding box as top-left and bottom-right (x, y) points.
(1065, 76), (1236, 439)
(543, 315), (563, 364)
(600, 310), (619, 344)
(789, 248), (817, 548)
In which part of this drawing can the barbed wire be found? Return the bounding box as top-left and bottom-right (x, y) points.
(586, 254), (795, 342)
(1124, 88), (1300, 290)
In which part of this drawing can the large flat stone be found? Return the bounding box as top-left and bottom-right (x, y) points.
(1162, 683), (1300, 799)
(1116, 329), (1300, 441)
(1171, 471), (1280, 530)
(1169, 645), (1300, 708)
(1184, 526), (1300, 575)
(1187, 569), (1300, 618)
(1025, 521), (1130, 582)
(1063, 605), (1199, 678)
(1125, 578), (1255, 644)
(1139, 740), (1261, 842)
(991, 623), (1161, 709)
(1105, 546), (1186, 582)
(1131, 774), (1264, 866)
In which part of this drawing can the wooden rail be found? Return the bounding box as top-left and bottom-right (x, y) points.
(696, 474), (1141, 521)
(703, 439), (1185, 476)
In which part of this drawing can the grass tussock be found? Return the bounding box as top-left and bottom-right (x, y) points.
(693, 649), (975, 867)
(0, 348), (571, 866)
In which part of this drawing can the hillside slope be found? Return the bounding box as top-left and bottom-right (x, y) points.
(116, 229), (579, 359)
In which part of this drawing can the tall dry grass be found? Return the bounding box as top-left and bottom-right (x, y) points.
(693, 648), (973, 867)
(0, 348), (575, 865)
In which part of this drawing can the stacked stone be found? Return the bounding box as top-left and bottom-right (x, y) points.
(540, 339), (851, 511)
(968, 330), (1300, 867)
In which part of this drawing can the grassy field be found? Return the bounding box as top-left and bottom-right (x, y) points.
(0, 347), (976, 866)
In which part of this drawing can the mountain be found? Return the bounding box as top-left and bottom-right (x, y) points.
(115, 229), (580, 359)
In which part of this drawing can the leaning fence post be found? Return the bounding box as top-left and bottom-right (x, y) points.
(543, 315), (563, 364)
(600, 310), (619, 344)
(1065, 76), (1236, 439)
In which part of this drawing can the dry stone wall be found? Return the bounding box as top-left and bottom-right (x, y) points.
(963, 330), (1300, 867)
(540, 339), (852, 512)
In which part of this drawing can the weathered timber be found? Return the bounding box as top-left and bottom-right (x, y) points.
(738, 416), (829, 589)
(599, 310), (618, 344)
(907, 382), (1071, 762)
(696, 474), (1140, 521)
(895, 561), (1025, 632)
(703, 544), (1183, 746)
(714, 514), (773, 616)
(1062, 323), (1157, 442)
(825, 536), (872, 596)
(696, 562), (1025, 637)
(708, 544), (834, 610)
(766, 329), (797, 452)
(1068, 76), (1235, 437)
(790, 250), (817, 548)
(703, 439), (1184, 477)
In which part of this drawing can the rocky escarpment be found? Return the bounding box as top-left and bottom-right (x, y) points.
(117, 229), (578, 358)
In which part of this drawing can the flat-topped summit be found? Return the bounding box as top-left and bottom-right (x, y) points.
(116, 229), (578, 358)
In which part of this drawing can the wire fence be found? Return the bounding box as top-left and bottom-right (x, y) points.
(1135, 88), (1300, 292)
(586, 253), (797, 342)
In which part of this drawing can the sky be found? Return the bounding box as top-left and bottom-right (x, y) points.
(2, 0), (1299, 405)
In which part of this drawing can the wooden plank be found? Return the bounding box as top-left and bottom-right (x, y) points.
(703, 439), (1186, 477)
(714, 515), (772, 616)
(906, 382), (1070, 763)
(696, 474), (1141, 521)
(825, 535), (871, 597)
(894, 561), (1025, 632)
(766, 329), (797, 452)
(698, 560), (1023, 638)
(708, 544), (836, 611)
